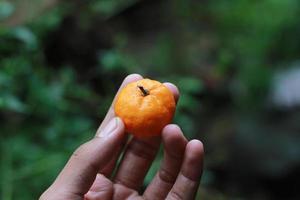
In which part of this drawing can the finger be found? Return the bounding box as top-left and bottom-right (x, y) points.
(49, 117), (125, 197)
(96, 74), (143, 177)
(163, 82), (180, 103)
(84, 174), (113, 200)
(113, 136), (161, 190)
(166, 140), (204, 200)
(99, 78), (179, 180)
(143, 125), (187, 199)
(99, 135), (128, 177)
(113, 84), (180, 190)
(97, 74), (143, 133)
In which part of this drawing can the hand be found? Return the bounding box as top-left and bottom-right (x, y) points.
(40, 74), (204, 200)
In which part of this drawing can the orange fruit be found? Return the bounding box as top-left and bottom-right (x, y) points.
(114, 78), (176, 137)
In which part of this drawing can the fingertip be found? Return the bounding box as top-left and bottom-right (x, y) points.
(163, 82), (180, 103)
(124, 73), (143, 82)
(189, 139), (203, 150)
(162, 124), (184, 141)
(117, 74), (144, 93)
(182, 139), (204, 181)
(162, 124), (187, 154)
(166, 139), (203, 199)
(162, 124), (181, 134)
(186, 140), (204, 163)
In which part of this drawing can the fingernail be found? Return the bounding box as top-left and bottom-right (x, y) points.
(97, 117), (119, 138)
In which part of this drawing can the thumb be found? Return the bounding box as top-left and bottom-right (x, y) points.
(49, 117), (125, 197)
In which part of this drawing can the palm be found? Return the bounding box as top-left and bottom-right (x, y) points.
(85, 133), (202, 200)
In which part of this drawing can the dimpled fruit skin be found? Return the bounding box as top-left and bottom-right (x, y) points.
(114, 79), (176, 137)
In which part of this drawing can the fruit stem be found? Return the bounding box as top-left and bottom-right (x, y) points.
(138, 85), (149, 96)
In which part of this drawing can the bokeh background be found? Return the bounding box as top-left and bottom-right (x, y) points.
(1, 0), (300, 199)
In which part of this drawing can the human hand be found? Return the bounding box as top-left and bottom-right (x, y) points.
(40, 74), (204, 200)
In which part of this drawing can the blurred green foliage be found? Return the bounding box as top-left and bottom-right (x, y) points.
(1, 0), (300, 199)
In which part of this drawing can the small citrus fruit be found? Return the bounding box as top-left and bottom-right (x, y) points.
(114, 78), (176, 137)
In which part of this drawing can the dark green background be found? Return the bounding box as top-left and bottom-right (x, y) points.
(1, 0), (300, 199)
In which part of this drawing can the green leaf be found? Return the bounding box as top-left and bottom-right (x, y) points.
(12, 27), (38, 50)
(178, 77), (203, 94)
(0, 94), (27, 113)
(0, 1), (15, 20)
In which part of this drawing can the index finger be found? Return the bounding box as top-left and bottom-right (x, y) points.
(96, 74), (143, 134)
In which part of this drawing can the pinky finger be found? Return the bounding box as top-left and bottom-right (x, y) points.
(166, 140), (204, 200)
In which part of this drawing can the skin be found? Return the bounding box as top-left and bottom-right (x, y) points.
(40, 74), (204, 200)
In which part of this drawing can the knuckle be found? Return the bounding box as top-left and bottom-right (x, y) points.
(127, 139), (158, 160)
(39, 189), (54, 200)
(168, 190), (184, 200)
(159, 167), (177, 184)
(72, 143), (88, 157)
(70, 141), (98, 172)
(71, 141), (92, 162)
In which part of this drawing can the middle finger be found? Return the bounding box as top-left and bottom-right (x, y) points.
(113, 83), (180, 190)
